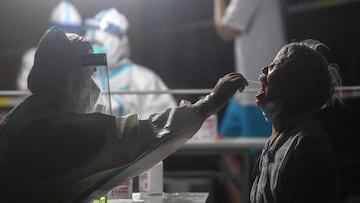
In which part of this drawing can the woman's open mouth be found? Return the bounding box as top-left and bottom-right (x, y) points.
(256, 75), (267, 104)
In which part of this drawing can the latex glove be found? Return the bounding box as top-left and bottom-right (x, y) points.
(193, 72), (248, 118)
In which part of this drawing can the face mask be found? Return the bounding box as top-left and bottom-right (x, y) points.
(261, 100), (282, 122)
(86, 79), (101, 112)
(92, 44), (107, 54)
(75, 78), (101, 113)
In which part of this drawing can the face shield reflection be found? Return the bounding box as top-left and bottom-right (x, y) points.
(81, 53), (112, 115)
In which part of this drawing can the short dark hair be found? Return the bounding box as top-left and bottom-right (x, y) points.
(274, 39), (340, 113)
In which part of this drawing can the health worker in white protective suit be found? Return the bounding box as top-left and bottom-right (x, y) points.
(84, 8), (177, 119)
(17, 0), (83, 90)
(0, 27), (248, 203)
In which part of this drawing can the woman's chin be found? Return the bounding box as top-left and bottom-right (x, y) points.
(255, 94), (264, 107)
(255, 98), (260, 106)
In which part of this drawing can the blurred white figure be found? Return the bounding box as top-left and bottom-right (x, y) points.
(84, 8), (177, 119)
(17, 1), (83, 90)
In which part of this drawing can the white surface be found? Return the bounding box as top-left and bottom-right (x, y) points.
(138, 161), (163, 194)
(107, 179), (133, 199)
(184, 137), (267, 150)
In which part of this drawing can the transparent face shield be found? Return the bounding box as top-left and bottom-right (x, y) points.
(80, 53), (112, 115)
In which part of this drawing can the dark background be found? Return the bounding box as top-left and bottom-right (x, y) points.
(0, 0), (360, 200)
(0, 0), (235, 95)
(1, 0), (359, 91)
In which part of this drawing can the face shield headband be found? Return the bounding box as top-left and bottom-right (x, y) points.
(85, 18), (126, 37)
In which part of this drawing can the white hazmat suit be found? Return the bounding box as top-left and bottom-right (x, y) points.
(17, 1), (83, 90)
(84, 8), (177, 119)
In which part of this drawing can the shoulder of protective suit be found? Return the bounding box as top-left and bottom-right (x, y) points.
(131, 63), (161, 78)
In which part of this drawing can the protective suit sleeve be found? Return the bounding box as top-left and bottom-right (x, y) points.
(70, 72), (247, 202)
(104, 71), (249, 167)
(114, 106), (204, 163)
(70, 106), (205, 202)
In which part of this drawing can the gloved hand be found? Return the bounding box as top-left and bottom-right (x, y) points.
(193, 72), (248, 118)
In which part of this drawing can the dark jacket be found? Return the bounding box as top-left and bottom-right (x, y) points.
(250, 113), (338, 203)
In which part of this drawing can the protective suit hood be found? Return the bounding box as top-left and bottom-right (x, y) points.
(49, 1), (83, 34)
(84, 8), (130, 70)
(28, 27), (111, 114)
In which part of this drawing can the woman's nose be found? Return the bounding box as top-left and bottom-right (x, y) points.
(262, 66), (268, 75)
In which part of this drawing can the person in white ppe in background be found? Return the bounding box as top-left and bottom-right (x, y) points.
(17, 0), (83, 91)
(84, 8), (177, 119)
(0, 27), (248, 203)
